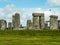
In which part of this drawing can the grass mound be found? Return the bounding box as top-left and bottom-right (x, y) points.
(0, 30), (60, 45)
(0, 30), (60, 36)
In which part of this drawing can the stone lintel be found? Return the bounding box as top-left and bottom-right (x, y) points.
(32, 13), (44, 17)
(50, 15), (58, 18)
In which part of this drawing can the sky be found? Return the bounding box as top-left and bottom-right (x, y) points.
(0, 0), (60, 26)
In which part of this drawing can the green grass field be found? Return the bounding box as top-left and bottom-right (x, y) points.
(0, 30), (60, 45)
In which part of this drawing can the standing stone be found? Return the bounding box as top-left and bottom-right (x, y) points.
(44, 22), (48, 29)
(8, 22), (12, 29)
(50, 15), (58, 29)
(15, 13), (20, 29)
(12, 15), (15, 29)
(12, 13), (20, 30)
(33, 16), (39, 29)
(27, 20), (32, 29)
(58, 20), (60, 29)
(0, 20), (7, 30)
(32, 13), (45, 30)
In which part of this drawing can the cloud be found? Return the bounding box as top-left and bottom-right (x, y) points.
(0, 5), (44, 26)
(0, 4), (60, 26)
(0, 4), (15, 21)
(47, 0), (60, 6)
(44, 10), (52, 21)
(19, 8), (44, 26)
(44, 8), (60, 20)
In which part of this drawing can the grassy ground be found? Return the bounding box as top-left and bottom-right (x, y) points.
(0, 30), (60, 45)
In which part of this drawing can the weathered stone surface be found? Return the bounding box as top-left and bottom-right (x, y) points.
(44, 22), (48, 29)
(58, 20), (60, 29)
(8, 22), (12, 29)
(32, 13), (44, 17)
(12, 13), (20, 30)
(33, 17), (39, 29)
(27, 20), (32, 29)
(0, 20), (7, 30)
(12, 15), (15, 28)
(15, 13), (20, 28)
(32, 13), (45, 30)
(50, 15), (58, 29)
